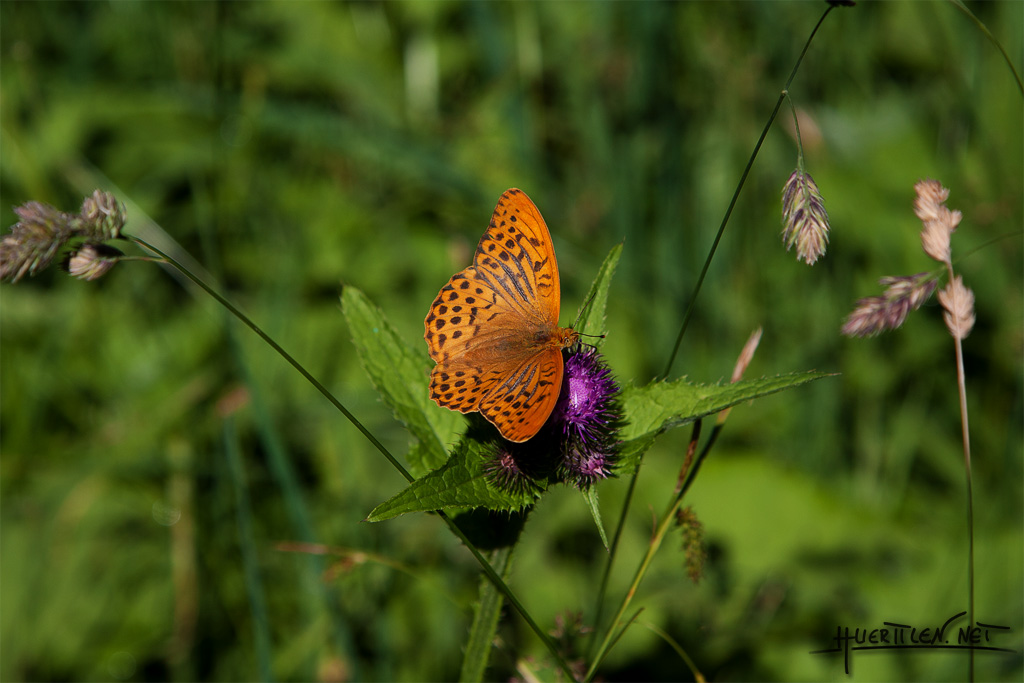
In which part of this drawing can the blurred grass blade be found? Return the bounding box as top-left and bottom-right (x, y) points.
(225, 323), (359, 677)
(583, 486), (609, 551)
(460, 547), (514, 682)
(224, 416), (274, 682)
(950, 0), (1024, 94)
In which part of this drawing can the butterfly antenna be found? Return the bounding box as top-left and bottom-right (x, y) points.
(573, 290), (599, 330)
(571, 292), (605, 351)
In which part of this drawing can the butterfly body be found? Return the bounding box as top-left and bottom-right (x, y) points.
(424, 189), (578, 443)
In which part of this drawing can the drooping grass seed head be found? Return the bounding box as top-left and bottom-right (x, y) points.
(1, 201), (75, 282)
(75, 190), (127, 241)
(781, 169), (830, 265)
(841, 273), (937, 337)
(938, 275), (975, 340)
(1, 191), (127, 283)
(63, 243), (124, 281)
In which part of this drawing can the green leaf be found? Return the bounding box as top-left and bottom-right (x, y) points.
(460, 547), (514, 682)
(341, 287), (463, 475)
(574, 242), (622, 341)
(583, 486), (609, 550)
(365, 435), (546, 522)
(617, 371), (834, 470)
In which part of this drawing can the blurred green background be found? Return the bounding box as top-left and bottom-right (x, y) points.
(1, 2), (1021, 681)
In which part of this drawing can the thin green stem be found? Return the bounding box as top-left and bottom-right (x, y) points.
(587, 465), (640, 659)
(945, 263), (974, 681)
(585, 500), (676, 680)
(115, 255), (165, 263)
(604, 608), (645, 664)
(786, 94), (806, 170)
(130, 235), (415, 483)
(586, 423), (722, 681)
(949, 0), (1024, 95)
(661, 5), (836, 381)
(640, 620), (704, 683)
(129, 235), (575, 680)
(594, 8), (839, 673)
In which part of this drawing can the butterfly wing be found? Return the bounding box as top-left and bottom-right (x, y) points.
(472, 188), (561, 329)
(424, 267), (551, 416)
(424, 188), (568, 441)
(477, 347), (565, 442)
(424, 188), (563, 369)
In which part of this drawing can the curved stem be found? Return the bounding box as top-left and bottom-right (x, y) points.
(945, 262), (974, 681)
(130, 235), (576, 679)
(949, 0), (1024, 94)
(586, 422), (723, 681)
(131, 234), (414, 483)
(588, 464), (640, 658)
(661, 5), (835, 380)
(591, 8), (839, 676)
(786, 93), (806, 171)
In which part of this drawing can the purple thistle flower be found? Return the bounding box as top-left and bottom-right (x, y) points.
(551, 347), (621, 488)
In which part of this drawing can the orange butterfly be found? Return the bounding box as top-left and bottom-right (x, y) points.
(424, 188), (579, 442)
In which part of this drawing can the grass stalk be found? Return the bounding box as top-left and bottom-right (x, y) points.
(949, 0), (1024, 94)
(590, 6), (841, 670)
(946, 261), (975, 680)
(586, 423), (722, 681)
(224, 416), (275, 682)
(460, 547), (515, 682)
(131, 235), (415, 483)
(661, 4), (838, 380)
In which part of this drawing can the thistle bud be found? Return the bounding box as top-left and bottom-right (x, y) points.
(482, 442), (542, 499)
